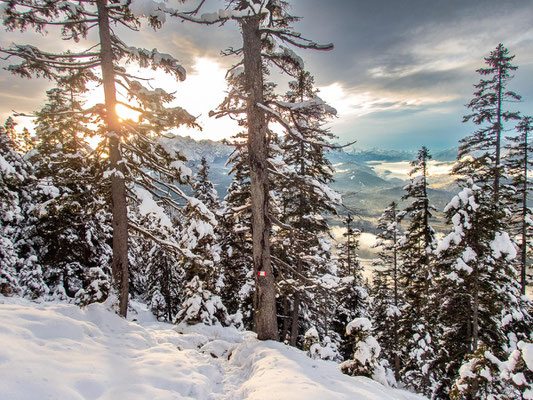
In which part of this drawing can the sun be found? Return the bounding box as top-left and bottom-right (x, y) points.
(115, 103), (141, 122)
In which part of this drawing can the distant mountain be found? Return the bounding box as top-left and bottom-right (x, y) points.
(339, 146), (458, 163)
(163, 135), (232, 163)
(162, 136), (234, 195)
(433, 147), (459, 162)
(177, 136), (457, 220)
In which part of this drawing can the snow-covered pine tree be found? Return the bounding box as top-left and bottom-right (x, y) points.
(0, 118), (48, 300)
(504, 116), (533, 295)
(303, 326), (341, 362)
(176, 190), (226, 326)
(369, 269), (395, 369)
(219, 133), (254, 329)
(0, 120), (27, 296)
(264, 70), (344, 347)
(436, 44), (532, 399)
(171, 0), (333, 340)
(398, 146), (439, 396)
(449, 340), (533, 400)
(371, 201), (403, 381)
(449, 343), (510, 400)
(136, 212), (183, 322)
(340, 317), (392, 387)
(193, 157), (220, 212)
(455, 43), (521, 201)
(333, 214), (369, 360)
(434, 179), (531, 398)
(25, 83), (113, 304)
(1, 0), (198, 316)
(338, 214), (361, 276)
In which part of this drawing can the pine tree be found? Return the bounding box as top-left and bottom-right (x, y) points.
(371, 202), (403, 380)
(434, 180), (531, 398)
(176, 275), (228, 326)
(303, 326), (341, 362)
(25, 84), (113, 304)
(176, 192), (226, 326)
(193, 157), (220, 212)
(463, 340), (533, 399)
(339, 214), (361, 276)
(340, 317), (392, 387)
(269, 70), (343, 347)
(132, 208), (184, 322)
(219, 135), (254, 329)
(398, 146), (439, 396)
(0, 118), (49, 300)
(1, 0), (198, 316)
(173, 0), (334, 340)
(456, 44), (521, 201)
(436, 45), (532, 398)
(504, 116), (533, 294)
(332, 214), (369, 360)
(0, 122), (26, 296)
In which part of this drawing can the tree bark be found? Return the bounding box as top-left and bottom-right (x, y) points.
(392, 204), (400, 381)
(96, 0), (129, 317)
(521, 127), (528, 295)
(472, 263), (479, 350)
(494, 67), (502, 202)
(281, 298), (290, 342)
(289, 258), (302, 346)
(241, 16), (279, 341)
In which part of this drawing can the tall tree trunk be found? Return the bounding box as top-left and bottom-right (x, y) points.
(392, 205), (400, 381)
(241, 16), (279, 341)
(289, 258), (302, 346)
(494, 68), (502, 202)
(96, 0), (129, 317)
(472, 263), (480, 350)
(281, 298), (291, 342)
(521, 128), (528, 294)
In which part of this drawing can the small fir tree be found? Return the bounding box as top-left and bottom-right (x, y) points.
(398, 146), (439, 396)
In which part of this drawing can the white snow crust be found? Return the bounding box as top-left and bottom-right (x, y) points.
(0, 296), (426, 400)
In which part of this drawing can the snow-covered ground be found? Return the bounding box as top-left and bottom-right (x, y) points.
(0, 296), (425, 400)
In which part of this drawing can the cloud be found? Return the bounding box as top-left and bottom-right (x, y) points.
(0, 0), (532, 149)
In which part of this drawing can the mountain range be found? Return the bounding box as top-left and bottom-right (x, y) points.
(177, 136), (459, 226)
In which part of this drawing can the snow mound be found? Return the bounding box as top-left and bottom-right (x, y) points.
(0, 296), (425, 400)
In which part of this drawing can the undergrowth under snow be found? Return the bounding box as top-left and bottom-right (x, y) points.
(0, 296), (425, 400)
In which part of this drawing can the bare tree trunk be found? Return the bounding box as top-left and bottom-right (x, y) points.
(494, 69), (502, 202)
(521, 127), (529, 295)
(472, 264), (479, 350)
(241, 16), (279, 341)
(96, 0), (129, 317)
(281, 299), (291, 342)
(392, 205), (400, 381)
(466, 305), (472, 351)
(289, 258), (302, 346)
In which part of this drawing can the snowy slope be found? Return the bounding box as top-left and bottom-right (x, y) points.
(0, 296), (425, 400)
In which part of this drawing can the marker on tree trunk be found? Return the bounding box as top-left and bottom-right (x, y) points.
(258, 271), (267, 277)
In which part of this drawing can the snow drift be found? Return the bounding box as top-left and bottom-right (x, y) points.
(0, 296), (425, 400)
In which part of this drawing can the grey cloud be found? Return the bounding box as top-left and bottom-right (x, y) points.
(0, 0), (532, 150)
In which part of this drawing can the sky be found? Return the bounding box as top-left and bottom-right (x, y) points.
(0, 0), (533, 150)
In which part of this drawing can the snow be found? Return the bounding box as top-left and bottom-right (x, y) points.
(346, 317), (372, 335)
(129, 0), (168, 24)
(134, 186), (173, 228)
(0, 153), (16, 176)
(0, 296), (426, 400)
(518, 341), (533, 372)
(198, 3), (269, 23)
(490, 232), (517, 260)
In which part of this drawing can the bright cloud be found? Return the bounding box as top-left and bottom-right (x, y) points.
(318, 82), (459, 120)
